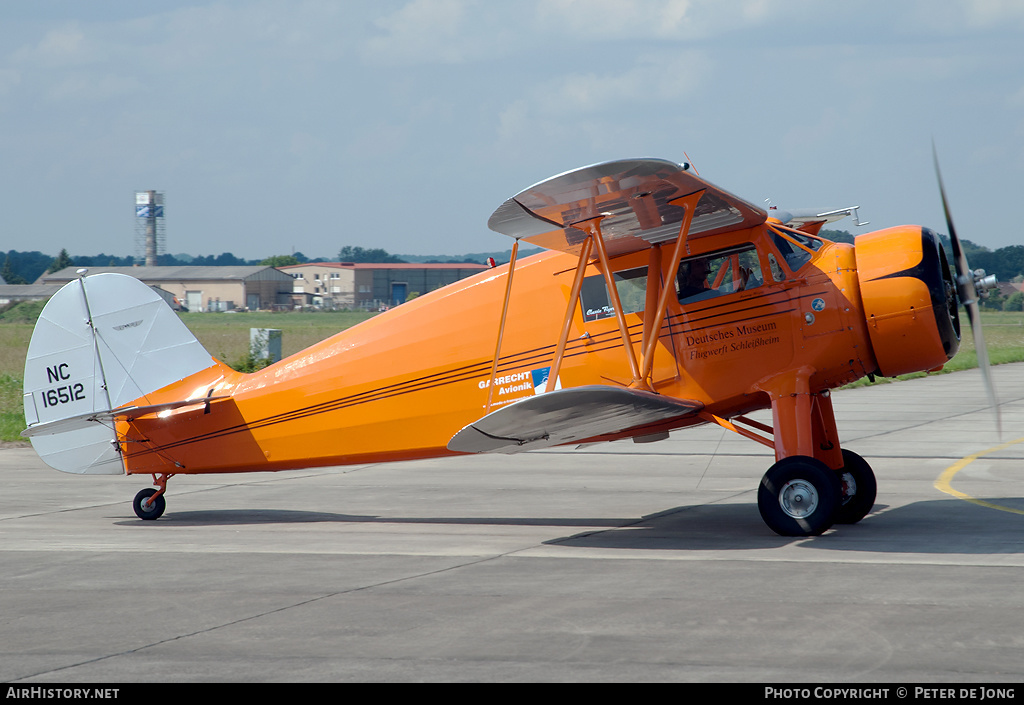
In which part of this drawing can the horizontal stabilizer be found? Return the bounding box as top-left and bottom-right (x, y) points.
(21, 397), (230, 438)
(447, 385), (702, 454)
(21, 408), (121, 438)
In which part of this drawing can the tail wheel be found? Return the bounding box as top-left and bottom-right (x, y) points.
(133, 487), (166, 521)
(758, 456), (840, 537)
(834, 449), (877, 525)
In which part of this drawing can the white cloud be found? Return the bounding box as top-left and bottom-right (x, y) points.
(508, 50), (710, 119)
(46, 71), (140, 103)
(492, 49), (712, 164)
(12, 23), (93, 67)
(0, 68), (20, 96)
(532, 0), (828, 41)
(361, 0), (480, 65)
(955, 0), (1024, 27)
(536, 0), (696, 39)
(892, 0), (1024, 32)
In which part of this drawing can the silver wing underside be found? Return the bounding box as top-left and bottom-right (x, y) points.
(448, 385), (703, 454)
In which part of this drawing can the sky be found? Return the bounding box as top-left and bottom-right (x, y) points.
(1, 0), (1022, 261)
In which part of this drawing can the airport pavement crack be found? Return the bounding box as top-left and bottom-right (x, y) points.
(7, 551), (523, 682)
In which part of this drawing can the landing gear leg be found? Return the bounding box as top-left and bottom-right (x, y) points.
(833, 449), (876, 525)
(133, 473), (172, 520)
(758, 456), (840, 536)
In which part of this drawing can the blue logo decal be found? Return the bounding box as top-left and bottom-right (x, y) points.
(530, 367), (561, 394)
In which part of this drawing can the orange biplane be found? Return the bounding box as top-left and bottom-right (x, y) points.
(21, 157), (997, 536)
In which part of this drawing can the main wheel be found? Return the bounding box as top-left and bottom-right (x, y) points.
(833, 449), (876, 525)
(133, 487), (166, 521)
(758, 456), (841, 536)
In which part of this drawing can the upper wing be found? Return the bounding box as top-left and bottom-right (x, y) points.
(488, 158), (765, 258)
(447, 385), (702, 454)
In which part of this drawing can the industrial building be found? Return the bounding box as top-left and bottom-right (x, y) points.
(279, 262), (490, 309)
(35, 262), (491, 311)
(0, 284), (63, 306)
(39, 266), (295, 312)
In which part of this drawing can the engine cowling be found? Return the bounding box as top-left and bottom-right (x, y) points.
(855, 226), (960, 377)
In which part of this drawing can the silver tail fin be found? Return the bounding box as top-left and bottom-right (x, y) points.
(22, 272), (218, 474)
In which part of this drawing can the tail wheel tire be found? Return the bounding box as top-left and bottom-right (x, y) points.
(834, 449), (877, 525)
(133, 488), (166, 521)
(758, 456), (840, 537)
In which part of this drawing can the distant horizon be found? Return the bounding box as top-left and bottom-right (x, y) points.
(0, 244), (545, 285)
(4, 244), (541, 264)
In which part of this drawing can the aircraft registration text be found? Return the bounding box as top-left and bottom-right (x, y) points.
(40, 383), (86, 408)
(38, 363), (87, 409)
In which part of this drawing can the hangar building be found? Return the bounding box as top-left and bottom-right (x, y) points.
(39, 266), (294, 312)
(279, 262), (489, 309)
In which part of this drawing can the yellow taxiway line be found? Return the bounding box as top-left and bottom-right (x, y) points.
(934, 437), (1024, 515)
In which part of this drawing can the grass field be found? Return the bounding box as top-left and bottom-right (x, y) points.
(177, 311), (378, 367)
(1, 306), (1021, 442)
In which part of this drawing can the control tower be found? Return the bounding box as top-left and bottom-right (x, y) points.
(134, 191), (165, 266)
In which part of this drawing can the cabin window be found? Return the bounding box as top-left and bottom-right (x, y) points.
(768, 252), (786, 282)
(579, 266), (647, 322)
(785, 228), (824, 252)
(769, 226), (821, 272)
(676, 244), (764, 303)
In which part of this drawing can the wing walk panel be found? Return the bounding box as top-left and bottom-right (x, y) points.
(447, 385), (703, 454)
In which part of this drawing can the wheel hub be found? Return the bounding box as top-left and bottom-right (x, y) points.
(778, 479), (819, 519)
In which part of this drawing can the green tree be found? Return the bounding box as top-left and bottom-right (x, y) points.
(47, 248), (73, 274)
(260, 255), (300, 267)
(981, 288), (1006, 311)
(337, 246), (405, 263)
(819, 229), (855, 244)
(3, 251), (52, 283)
(1003, 290), (1024, 312)
(1, 255), (27, 284)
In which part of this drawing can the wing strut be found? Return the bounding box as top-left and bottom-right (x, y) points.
(544, 235), (594, 393)
(698, 411), (776, 449)
(550, 190), (705, 392)
(638, 190), (703, 383)
(485, 239), (520, 414)
(576, 216), (646, 388)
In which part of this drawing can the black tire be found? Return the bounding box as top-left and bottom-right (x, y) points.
(833, 449), (877, 525)
(758, 456), (840, 536)
(133, 487), (166, 521)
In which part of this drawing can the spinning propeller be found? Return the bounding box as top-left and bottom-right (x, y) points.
(933, 145), (1001, 435)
